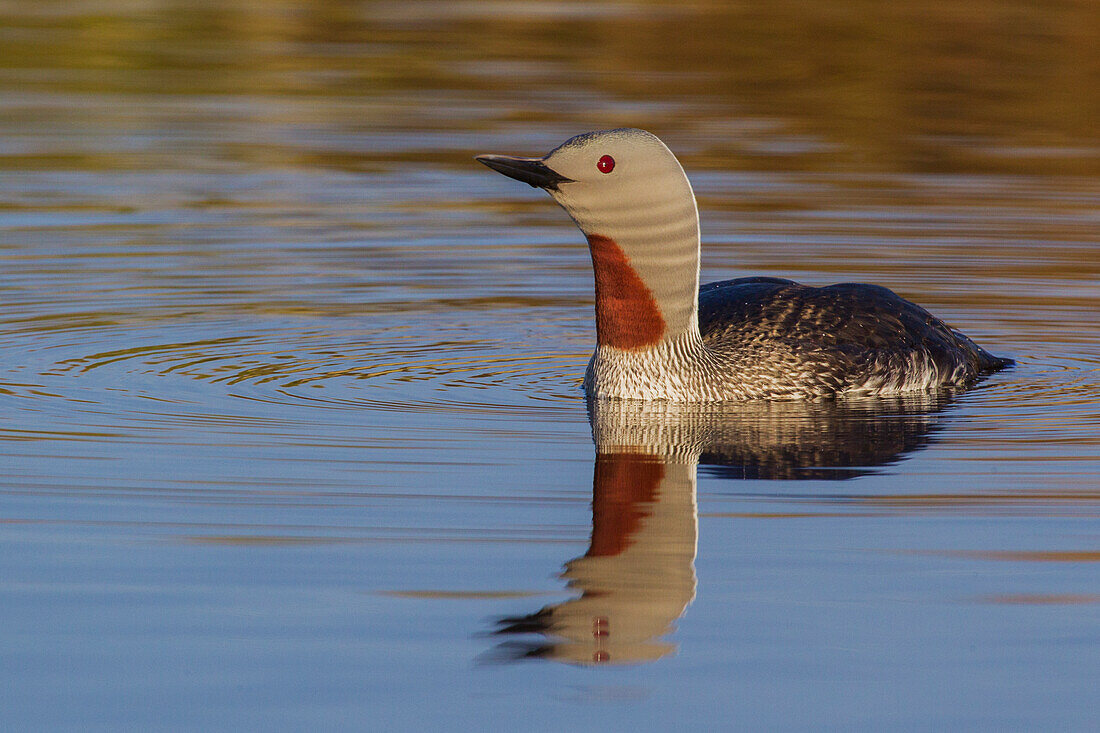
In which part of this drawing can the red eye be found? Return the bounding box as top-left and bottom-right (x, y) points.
(597, 155), (615, 173)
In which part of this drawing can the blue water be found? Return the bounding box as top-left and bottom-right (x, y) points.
(2, 2), (1099, 730)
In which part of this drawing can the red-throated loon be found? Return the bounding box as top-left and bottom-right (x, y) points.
(477, 128), (1011, 401)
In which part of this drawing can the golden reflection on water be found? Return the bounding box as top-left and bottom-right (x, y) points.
(2, 2), (1097, 419)
(977, 594), (1100, 605)
(928, 550), (1100, 562)
(0, 0), (1096, 175)
(380, 590), (551, 599)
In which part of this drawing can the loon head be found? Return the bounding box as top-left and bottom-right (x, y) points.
(477, 129), (702, 350)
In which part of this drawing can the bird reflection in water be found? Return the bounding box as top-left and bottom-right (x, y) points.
(483, 393), (953, 666)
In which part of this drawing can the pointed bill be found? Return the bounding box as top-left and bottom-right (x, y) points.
(475, 154), (574, 190)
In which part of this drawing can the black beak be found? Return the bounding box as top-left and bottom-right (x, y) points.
(475, 154), (574, 191)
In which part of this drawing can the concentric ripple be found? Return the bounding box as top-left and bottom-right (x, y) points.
(947, 353), (1100, 447)
(40, 318), (588, 419)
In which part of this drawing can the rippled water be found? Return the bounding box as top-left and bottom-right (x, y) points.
(2, 1), (1098, 730)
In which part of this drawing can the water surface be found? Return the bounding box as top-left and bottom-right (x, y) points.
(1, 2), (1098, 730)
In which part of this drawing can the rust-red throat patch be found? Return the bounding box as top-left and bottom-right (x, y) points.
(586, 234), (666, 349)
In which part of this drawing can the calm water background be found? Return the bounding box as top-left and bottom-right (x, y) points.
(2, 1), (1098, 730)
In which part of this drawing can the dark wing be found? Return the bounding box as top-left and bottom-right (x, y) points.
(700, 276), (801, 293)
(698, 279), (1008, 389)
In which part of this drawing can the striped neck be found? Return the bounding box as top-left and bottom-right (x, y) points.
(561, 174), (702, 351)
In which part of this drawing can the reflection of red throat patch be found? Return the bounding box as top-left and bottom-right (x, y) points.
(588, 452), (664, 557)
(586, 234), (666, 349)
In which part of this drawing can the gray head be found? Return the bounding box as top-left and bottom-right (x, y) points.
(477, 129), (702, 349)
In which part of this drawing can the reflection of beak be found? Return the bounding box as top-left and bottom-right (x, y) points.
(475, 154), (574, 191)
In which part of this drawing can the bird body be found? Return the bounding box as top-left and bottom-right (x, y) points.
(477, 128), (1010, 401)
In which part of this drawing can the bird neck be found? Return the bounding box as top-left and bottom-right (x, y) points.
(584, 206), (702, 351)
